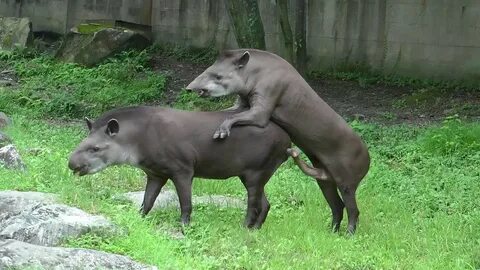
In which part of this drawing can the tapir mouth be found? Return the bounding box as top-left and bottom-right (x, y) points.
(191, 88), (209, 97)
(72, 165), (88, 176)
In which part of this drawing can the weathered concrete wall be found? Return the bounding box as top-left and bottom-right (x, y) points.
(305, 0), (480, 80)
(150, 0), (290, 56)
(0, 0), (151, 34)
(66, 0), (152, 30)
(151, 0), (480, 81)
(0, 0), (68, 33)
(1, 0), (479, 80)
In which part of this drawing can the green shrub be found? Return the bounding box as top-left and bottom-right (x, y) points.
(0, 49), (166, 119)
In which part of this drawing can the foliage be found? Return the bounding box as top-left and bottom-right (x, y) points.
(309, 66), (480, 92)
(1, 115), (479, 269)
(1, 46), (479, 269)
(0, 49), (166, 119)
(173, 89), (234, 111)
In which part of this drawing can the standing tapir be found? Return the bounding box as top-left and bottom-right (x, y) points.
(68, 106), (290, 229)
(186, 49), (371, 234)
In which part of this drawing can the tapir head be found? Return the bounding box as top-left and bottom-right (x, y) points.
(186, 50), (250, 97)
(68, 117), (129, 176)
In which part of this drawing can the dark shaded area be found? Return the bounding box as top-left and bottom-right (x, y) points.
(224, 0), (266, 49)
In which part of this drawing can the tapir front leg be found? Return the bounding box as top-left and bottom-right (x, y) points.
(141, 174), (168, 216)
(214, 93), (276, 139)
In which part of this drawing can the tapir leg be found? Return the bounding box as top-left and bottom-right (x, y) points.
(253, 192), (270, 229)
(240, 170), (275, 229)
(171, 171), (194, 225)
(240, 176), (263, 228)
(141, 175), (168, 216)
(305, 154), (345, 233)
(325, 162), (360, 235)
(338, 183), (359, 235)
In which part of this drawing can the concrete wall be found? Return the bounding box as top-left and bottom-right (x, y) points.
(151, 0), (480, 81)
(66, 0), (152, 30)
(1, 0), (479, 80)
(305, 0), (480, 80)
(0, 0), (151, 33)
(0, 0), (68, 33)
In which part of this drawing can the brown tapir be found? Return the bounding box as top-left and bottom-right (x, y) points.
(186, 49), (371, 234)
(67, 106), (290, 229)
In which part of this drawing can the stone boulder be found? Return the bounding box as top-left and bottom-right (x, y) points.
(119, 190), (245, 212)
(0, 191), (117, 246)
(0, 112), (11, 129)
(0, 69), (19, 88)
(0, 239), (158, 270)
(0, 132), (11, 148)
(56, 25), (151, 67)
(0, 144), (25, 170)
(0, 17), (33, 50)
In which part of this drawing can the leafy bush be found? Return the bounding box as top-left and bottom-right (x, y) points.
(173, 89), (234, 111)
(0, 50), (166, 119)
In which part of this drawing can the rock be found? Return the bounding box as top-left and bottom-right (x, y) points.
(0, 239), (158, 270)
(353, 113), (366, 121)
(0, 112), (11, 129)
(0, 17), (33, 50)
(56, 25), (151, 67)
(0, 144), (25, 170)
(0, 132), (11, 148)
(0, 191), (117, 246)
(118, 190), (245, 212)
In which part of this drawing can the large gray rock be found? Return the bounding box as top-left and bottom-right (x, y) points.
(56, 26), (151, 66)
(0, 17), (33, 50)
(0, 191), (116, 246)
(0, 144), (25, 170)
(0, 239), (158, 270)
(0, 132), (11, 148)
(0, 112), (11, 129)
(119, 190), (245, 211)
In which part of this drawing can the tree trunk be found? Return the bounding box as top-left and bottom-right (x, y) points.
(295, 0), (307, 74)
(224, 0), (266, 49)
(276, 0), (294, 63)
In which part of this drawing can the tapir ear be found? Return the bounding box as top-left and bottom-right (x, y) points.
(236, 51), (250, 68)
(85, 117), (93, 131)
(106, 119), (119, 137)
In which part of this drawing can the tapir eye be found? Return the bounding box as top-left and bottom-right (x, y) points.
(90, 146), (100, 153)
(215, 74), (223, 80)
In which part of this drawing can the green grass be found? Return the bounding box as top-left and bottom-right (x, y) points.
(0, 49), (479, 269)
(1, 114), (478, 269)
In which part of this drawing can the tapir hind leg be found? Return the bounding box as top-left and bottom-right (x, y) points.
(305, 153), (345, 233)
(325, 162), (361, 235)
(171, 171), (194, 225)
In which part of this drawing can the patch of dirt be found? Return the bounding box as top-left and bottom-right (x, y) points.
(150, 54), (480, 125)
(149, 55), (209, 106)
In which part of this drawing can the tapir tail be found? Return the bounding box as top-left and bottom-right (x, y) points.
(286, 148), (330, 181)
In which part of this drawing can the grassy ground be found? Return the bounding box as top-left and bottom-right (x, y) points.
(0, 49), (479, 269)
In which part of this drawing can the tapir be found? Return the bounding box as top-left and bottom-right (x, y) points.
(186, 49), (371, 234)
(67, 106), (290, 229)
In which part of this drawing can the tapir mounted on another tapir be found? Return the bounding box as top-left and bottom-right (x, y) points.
(186, 49), (371, 234)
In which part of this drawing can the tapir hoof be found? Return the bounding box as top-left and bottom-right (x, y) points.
(286, 148), (300, 158)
